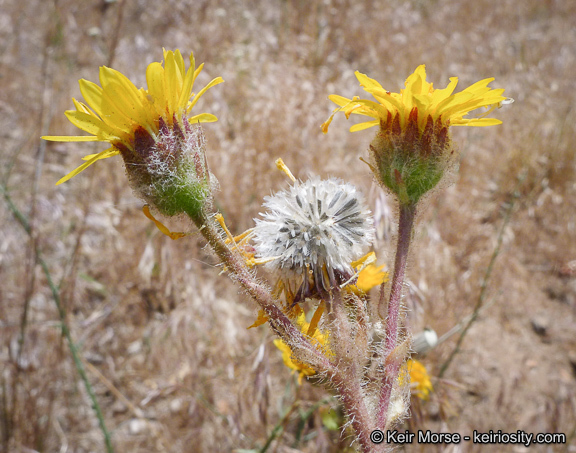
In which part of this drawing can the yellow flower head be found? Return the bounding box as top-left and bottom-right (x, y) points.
(43, 49), (224, 217)
(322, 66), (508, 205)
(44, 49), (223, 184)
(322, 65), (506, 134)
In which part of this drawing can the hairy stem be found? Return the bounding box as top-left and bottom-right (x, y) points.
(327, 290), (384, 453)
(188, 208), (335, 374)
(376, 202), (416, 428)
(333, 370), (385, 453)
(191, 208), (388, 451)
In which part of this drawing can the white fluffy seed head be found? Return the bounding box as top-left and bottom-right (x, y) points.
(253, 177), (374, 300)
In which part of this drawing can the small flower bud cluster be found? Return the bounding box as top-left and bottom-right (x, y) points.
(253, 177), (374, 301)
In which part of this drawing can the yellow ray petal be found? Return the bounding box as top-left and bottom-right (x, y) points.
(192, 62), (204, 86)
(188, 113), (218, 123)
(434, 91), (475, 116)
(56, 147), (117, 185)
(146, 62), (167, 116)
(452, 117), (503, 126)
(163, 50), (181, 114)
(64, 110), (122, 140)
(348, 99), (389, 119)
(404, 65), (427, 97)
(327, 94), (354, 107)
(78, 79), (106, 118)
(79, 79), (137, 134)
(442, 92), (505, 119)
(112, 82), (155, 132)
(100, 67), (154, 129)
(177, 54), (197, 112)
(72, 98), (94, 115)
(81, 149), (120, 160)
(42, 135), (103, 142)
(430, 77), (458, 105)
(169, 48), (185, 76)
(186, 77), (224, 113)
(462, 77), (495, 94)
(355, 71), (385, 91)
(411, 93), (432, 112)
(368, 88), (405, 113)
(350, 120), (379, 132)
(99, 67), (140, 104)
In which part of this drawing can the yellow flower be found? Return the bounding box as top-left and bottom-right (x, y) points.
(355, 263), (387, 293)
(350, 252), (388, 294)
(322, 65), (506, 134)
(322, 66), (508, 206)
(43, 49), (223, 185)
(273, 311), (330, 385)
(407, 359), (433, 400)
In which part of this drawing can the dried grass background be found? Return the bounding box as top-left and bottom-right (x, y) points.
(1, 0), (576, 452)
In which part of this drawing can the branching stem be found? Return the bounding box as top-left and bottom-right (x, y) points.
(187, 208), (335, 375)
(190, 207), (391, 452)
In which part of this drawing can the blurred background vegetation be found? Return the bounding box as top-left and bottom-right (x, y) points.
(1, 0), (575, 451)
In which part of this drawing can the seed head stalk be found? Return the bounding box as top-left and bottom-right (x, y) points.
(193, 206), (388, 452)
(190, 201), (390, 452)
(185, 206), (336, 374)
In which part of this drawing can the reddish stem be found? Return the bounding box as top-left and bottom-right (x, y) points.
(376, 203), (416, 428)
(332, 371), (385, 453)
